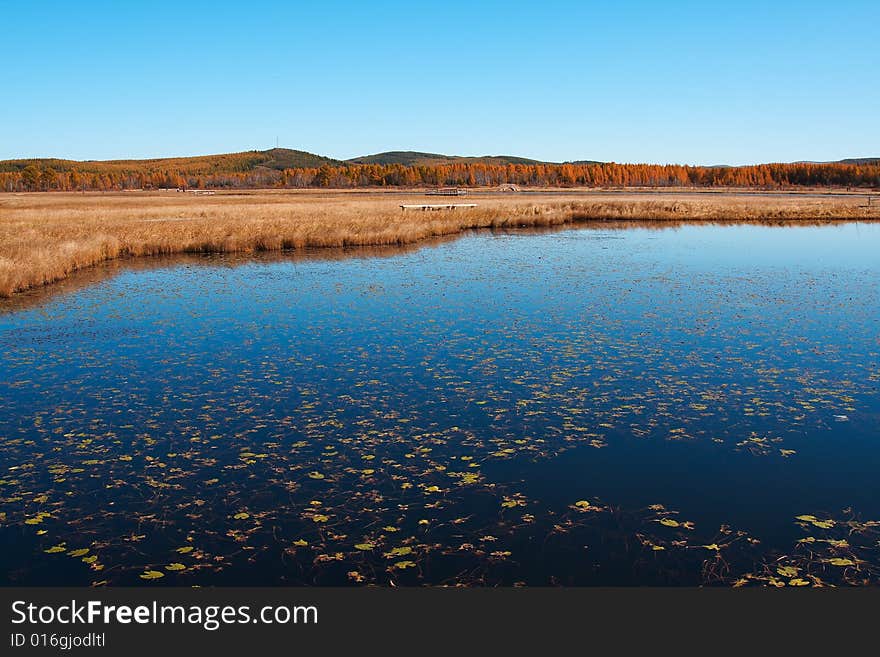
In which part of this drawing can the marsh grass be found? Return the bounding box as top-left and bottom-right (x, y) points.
(1, 191), (877, 297)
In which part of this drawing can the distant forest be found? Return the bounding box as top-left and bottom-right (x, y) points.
(2, 149), (878, 191)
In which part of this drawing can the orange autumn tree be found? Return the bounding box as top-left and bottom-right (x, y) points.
(1, 158), (878, 192)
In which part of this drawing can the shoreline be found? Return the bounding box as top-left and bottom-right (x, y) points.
(2, 190), (879, 299)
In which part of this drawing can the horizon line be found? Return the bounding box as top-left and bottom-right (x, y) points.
(2, 146), (879, 169)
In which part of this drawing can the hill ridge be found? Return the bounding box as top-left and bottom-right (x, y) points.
(4, 148), (877, 174)
(0, 148), (340, 175)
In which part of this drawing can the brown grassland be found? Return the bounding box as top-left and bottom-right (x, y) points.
(1, 189), (878, 298)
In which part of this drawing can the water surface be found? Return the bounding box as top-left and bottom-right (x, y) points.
(1, 222), (878, 586)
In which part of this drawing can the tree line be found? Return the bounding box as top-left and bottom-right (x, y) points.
(2, 161), (878, 192)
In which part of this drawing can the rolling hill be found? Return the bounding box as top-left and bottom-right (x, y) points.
(1, 149), (877, 193)
(0, 148), (340, 175)
(3, 148), (877, 176)
(346, 151), (556, 166)
(793, 158), (880, 166)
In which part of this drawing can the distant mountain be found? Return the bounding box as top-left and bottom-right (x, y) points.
(0, 148), (340, 175)
(0, 148), (614, 188)
(347, 151), (559, 166)
(3, 148), (873, 177)
(258, 148), (343, 170)
(0, 148), (591, 175)
(792, 158), (880, 166)
(3, 148), (876, 192)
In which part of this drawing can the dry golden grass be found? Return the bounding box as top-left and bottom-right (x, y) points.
(1, 190), (877, 298)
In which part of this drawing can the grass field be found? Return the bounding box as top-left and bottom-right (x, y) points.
(1, 189), (878, 298)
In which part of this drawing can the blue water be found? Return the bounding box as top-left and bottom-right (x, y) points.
(1, 222), (878, 586)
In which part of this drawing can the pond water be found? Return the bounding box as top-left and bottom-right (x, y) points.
(1, 222), (878, 586)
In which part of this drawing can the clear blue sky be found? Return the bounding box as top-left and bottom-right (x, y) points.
(1, 1), (878, 165)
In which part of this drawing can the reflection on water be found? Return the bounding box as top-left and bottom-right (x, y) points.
(1, 222), (879, 586)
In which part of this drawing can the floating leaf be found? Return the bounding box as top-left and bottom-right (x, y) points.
(140, 570), (164, 580)
(825, 558), (856, 567)
(384, 546), (413, 558)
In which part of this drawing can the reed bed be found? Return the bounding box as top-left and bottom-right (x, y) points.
(1, 191), (877, 298)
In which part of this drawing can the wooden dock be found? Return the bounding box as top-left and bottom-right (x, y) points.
(426, 187), (468, 196)
(400, 203), (477, 211)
